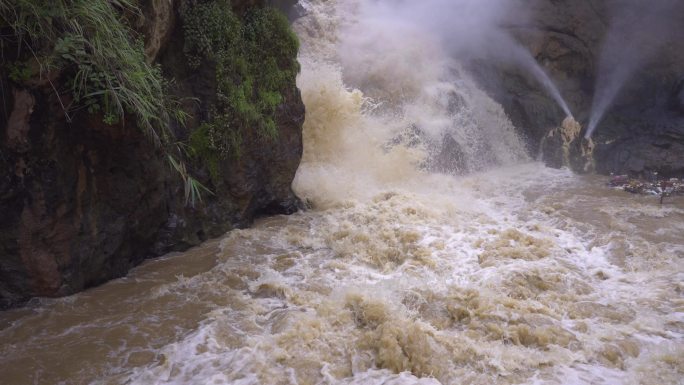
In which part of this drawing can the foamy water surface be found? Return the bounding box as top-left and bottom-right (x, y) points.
(1, 164), (682, 385)
(0, 0), (682, 384)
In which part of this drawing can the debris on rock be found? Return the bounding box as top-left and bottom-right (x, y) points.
(608, 174), (684, 203)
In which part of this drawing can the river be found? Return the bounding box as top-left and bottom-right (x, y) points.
(1, 0), (682, 384)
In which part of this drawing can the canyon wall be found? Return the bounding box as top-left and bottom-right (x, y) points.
(0, 0), (304, 308)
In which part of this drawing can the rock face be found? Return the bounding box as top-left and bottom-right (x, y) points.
(470, 0), (684, 177)
(0, 0), (304, 308)
(540, 117), (595, 173)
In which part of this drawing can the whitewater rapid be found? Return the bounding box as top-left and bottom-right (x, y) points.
(2, 164), (681, 385)
(0, 1), (682, 384)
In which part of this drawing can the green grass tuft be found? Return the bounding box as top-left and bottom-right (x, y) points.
(0, 0), (208, 206)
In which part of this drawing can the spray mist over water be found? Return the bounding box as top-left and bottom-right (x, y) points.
(586, 0), (682, 138)
(293, 0), (531, 199)
(0, 2), (682, 385)
(350, 0), (574, 119)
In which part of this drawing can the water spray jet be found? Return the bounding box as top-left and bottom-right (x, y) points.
(526, 57), (574, 119)
(503, 43), (574, 119)
(584, 0), (680, 139)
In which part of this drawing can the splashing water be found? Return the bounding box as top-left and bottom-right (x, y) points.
(294, 0), (529, 182)
(341, 0), (573, 120)
(0, 1), (682, 385)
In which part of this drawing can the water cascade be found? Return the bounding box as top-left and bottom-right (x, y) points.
(0, 1), (682, 385)
(292, 0), (529, 185)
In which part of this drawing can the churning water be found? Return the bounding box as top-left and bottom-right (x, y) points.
(0, 1), (682, 384)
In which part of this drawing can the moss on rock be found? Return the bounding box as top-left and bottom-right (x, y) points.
(182, 0), (299, 179)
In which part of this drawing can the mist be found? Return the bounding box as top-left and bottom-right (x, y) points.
(586, 0), (683, 138)
(336, 0), (572, 117)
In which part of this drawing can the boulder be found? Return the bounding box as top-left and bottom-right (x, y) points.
(540, 117), (595, 173)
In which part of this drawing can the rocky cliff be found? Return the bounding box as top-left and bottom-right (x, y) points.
(0, 0), (304, 308)
(470, 0), (684, 177)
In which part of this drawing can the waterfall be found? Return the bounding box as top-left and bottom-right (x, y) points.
(293, 0), (529, 207)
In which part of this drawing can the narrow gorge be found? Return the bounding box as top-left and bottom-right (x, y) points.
(0, 1), (682, 384)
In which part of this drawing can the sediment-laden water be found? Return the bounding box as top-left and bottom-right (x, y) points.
(1, 165), (682, 385)
(1, 1), (682, 384)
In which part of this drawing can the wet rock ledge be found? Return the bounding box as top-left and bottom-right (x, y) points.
(0, 0), (304, 308)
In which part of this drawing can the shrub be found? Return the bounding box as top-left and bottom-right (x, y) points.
(182, 0), (299, 175)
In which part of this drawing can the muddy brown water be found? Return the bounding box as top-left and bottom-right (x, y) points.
(2, 1), (683, 383)
(1, 166), (682, 385)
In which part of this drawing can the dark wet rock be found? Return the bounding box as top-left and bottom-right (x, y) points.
(0, 0), (304, 308)
(431, 134), (468, 174)
(669, 78), (684, 115)
(388, 126), (474, 175)
(138, 0), (177, 62)
(470, 0), (684, 177)
(540, 117), (595, 173)
(1, 103), (172, 305)
(594, 126), (684, 178)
